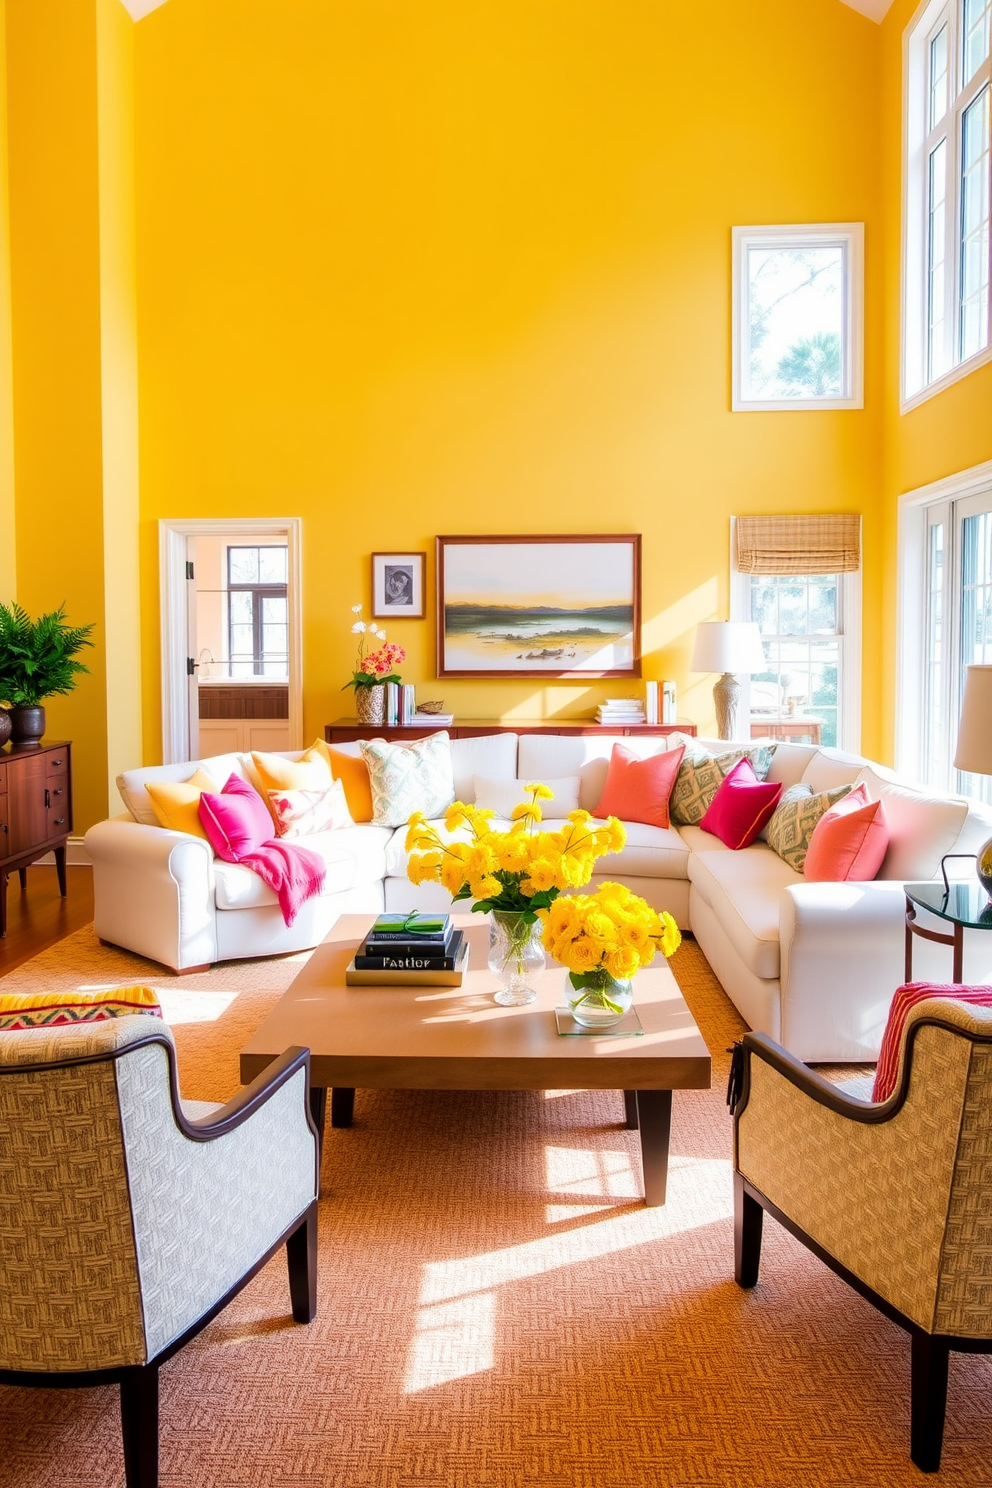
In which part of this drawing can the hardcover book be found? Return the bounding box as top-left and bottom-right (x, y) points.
(366, 912), (451, 944)
(345, 938), (470, 986)
(355, 930), (464, 972)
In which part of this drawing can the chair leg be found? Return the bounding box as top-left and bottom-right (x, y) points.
(120, 1364), (160, 1488)
(287, 1202), (318, 1323)
(734, 1171), (763, 1288)
(910, 1332), (949, 1473)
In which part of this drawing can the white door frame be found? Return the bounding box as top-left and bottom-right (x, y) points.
(159, 517), (303, 764)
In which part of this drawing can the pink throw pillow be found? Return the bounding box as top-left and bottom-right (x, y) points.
(593, 744), (685, 829)
(268, 781), (352, 838)
(803, 783), (889, 882)
(198, 774), (274, 862)
(872, 982), (992, 1101)
(699, 757), (782, 850)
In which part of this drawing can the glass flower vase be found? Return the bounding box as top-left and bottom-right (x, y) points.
(566, 972), (634, 1029)
(488, 910), (545, 1007)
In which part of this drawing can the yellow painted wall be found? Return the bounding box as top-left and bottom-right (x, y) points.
(0, 0), (14, 604)
(878, 0), (992, 763)
(134, 0), (886, 756)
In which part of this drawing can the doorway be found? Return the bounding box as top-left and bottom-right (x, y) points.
(159, 518), (303, 764)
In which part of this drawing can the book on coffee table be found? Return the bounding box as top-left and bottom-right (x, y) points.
(354, 930), (464, 972)
(345, 937), (470, 986)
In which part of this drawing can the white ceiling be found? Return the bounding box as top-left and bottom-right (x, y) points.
(119, 0), (896, 24)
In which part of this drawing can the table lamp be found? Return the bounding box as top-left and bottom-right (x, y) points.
(952, 662), (992, 896)
(691, 621), (767, 741)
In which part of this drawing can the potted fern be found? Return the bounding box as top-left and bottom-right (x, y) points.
(0, 603), (95, 745)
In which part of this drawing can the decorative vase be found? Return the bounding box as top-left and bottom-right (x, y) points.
(8, 705), (45, 745)
(566, 972), (634, 1029)
(0, 708), (10, 748)
(488, 910), (545, 1007)
(355, 685), (386, 727)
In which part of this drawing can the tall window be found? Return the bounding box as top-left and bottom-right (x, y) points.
(227, 545), (288, 677)
(905, 0), (991, 404)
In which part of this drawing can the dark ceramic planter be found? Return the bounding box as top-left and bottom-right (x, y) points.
(8, 705), (45, 745)
(0, 708), (11, 747)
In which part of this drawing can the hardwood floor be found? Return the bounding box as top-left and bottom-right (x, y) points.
(0, 866), (94, 978)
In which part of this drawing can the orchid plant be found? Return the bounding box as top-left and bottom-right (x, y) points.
(343, 603), (406, 690)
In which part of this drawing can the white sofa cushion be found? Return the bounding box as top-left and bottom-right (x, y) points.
(854, 764), (970, 881)
(214, 825), (392, 909)
(596, 822), (692, 880)
(799, 748), (867, 794)
(473, 775), (581, 817)
(688, 845), (802, 979)
(449, 733), (518, 799)
(117, 754), (246, 826)
(764, 742), (820, 788)
(518, 734), (670, 811)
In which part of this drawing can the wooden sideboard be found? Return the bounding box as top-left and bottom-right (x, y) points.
(325, 719), (696, 744)
(0, 739), (73, 937)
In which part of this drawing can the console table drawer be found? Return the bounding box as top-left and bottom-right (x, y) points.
(45, 751), (69, 777)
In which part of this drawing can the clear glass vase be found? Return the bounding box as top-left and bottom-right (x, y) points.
(566, 972), (634, 1029)
(488, 910), (545, 1006)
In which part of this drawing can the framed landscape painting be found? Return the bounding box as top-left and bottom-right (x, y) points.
(436, 535), (641, 679)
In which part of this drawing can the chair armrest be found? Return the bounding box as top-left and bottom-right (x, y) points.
(178, 1046), (318, 1143)
(732, 1032), (888, 1124)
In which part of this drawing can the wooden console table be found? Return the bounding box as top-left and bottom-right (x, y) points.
(326, 719), (696, 743)
(0, 739), (73, 937)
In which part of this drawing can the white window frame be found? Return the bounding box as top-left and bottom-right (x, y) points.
(896, 457), (992, 786)
(903, 0), (992, 410)
(731, 223), (865, 411)
(729, 520), (862, 754)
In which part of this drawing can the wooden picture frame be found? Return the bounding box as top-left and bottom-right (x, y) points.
(436, 534), (641, 679)
(371, 552), (426, 619)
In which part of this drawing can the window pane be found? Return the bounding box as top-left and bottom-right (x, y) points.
(747, 573), (842, 748)
(930, 21), (949, 128)
(230, 623), (254, 657)
(258, 546), (288, 584)
(746, 245), (845, 399)
(228, 547), (259, 584)
(229, 591), (253, 624)
(925, 522), (947, 788)
(964, 0), (991, 87)
(960, 85), (991, 362)
(928, 138), (949, 379)
(777, 585), (808, 636)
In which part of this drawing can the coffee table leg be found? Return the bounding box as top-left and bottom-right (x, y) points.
(623, 1090), (639, 1129)
(330, 1086), (356, 1128)
(636, 1090), (673, 1207)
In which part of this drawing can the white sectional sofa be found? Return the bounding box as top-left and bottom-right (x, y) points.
(84, 730), (992, 1063)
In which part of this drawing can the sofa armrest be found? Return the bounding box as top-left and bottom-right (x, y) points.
(83, 816), (219, 971)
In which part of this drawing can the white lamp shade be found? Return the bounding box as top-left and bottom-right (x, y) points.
(953, 664), (992, 774)
(691, 621), (767, 675)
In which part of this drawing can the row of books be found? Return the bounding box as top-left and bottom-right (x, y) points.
(594, 683), (678, 727)
(381, 683), (455, 727)
(345, 913), (469, 985)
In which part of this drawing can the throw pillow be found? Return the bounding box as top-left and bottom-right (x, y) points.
(803, 783), (889, 882)
(251, 746), (333, 823)
(0, 985), (163, 1031)
(308, 739), (374, 823)
(698, 757), (783, 850)
(473, 775), (582, 818)
(359, 731), (456, 828)
(267, 779), (353, 838)
(765, 782), (854, 873)
(669, 743), (776, 826)
(872, 983), (992, 1101)
(145, 767), (218, 840)
(198, 774), (274, 862)
(592, 744), (685, 829)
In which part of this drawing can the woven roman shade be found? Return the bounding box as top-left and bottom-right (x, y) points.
(735, 514), (861, 574)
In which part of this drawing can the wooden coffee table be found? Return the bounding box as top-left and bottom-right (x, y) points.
(240, 914), (711, 1206)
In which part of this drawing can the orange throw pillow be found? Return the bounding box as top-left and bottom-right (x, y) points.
(593, 744), (685, 829)
(309, 739), (374, 823)
(803, 783), (889, 882)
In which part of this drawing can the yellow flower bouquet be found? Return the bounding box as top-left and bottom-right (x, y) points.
(539, 882), (681, 1026)
(405, 783), (627, 1005)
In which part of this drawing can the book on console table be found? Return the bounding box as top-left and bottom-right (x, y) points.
(345, 937), (470, 986)
(354, 930), (464, 971)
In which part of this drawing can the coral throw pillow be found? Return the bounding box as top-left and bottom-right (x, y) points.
(871, 982), (992, 1101)
(803, 783), (889, 882)
(198, 774), (274, 862)
(145, 767), (217, 841)
(699, 757), (783, 850)
(593, 744), (685, 829)
(0, 985), (163, 1031)
(268, 780), (353, 838)
(307, 740), (374, 823)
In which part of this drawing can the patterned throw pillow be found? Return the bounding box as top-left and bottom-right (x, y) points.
(669, 744), (776, 826)
(267, 779), (353, 838)
(765, 782), (853, 872)
(0, 986), (163, 1031)
(359, 731), (456, 827)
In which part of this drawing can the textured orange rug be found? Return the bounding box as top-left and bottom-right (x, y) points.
(1, 928), (990, 1487)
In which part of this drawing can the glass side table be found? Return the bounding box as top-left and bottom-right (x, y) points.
(904, 879), (992, 982)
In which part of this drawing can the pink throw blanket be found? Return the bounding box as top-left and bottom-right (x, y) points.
(240, 839), (326, 927)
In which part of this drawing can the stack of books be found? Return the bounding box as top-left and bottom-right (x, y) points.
(345, 912), (469, 985)
(595, 697), (646, 725)
(409, 709), (454, 726)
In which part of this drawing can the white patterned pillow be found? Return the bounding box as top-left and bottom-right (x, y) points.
(267, 779), (353, 838)
(472, 775), (581, 817)
(359, 732), (456, 827)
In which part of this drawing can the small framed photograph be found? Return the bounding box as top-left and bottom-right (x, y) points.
(372, 551), (426, 618)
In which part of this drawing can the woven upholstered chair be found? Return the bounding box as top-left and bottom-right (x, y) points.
(730, 996), (992, 1473)
(0, 1015), (319, 1488)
